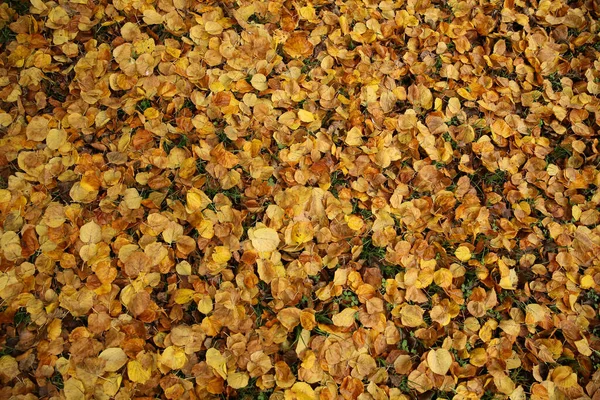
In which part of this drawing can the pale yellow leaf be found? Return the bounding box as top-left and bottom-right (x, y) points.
(250, 227), (280, 252)
(427, 348), (452, 375)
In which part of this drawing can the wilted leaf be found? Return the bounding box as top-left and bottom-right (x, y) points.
(249, 227), (280, 252)
(427, 349), (452, 375)
(99, 348), (128, 372)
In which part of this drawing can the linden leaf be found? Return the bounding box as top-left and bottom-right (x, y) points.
(0, 355), (19, 382)
(227, 372), (249, 389)
(249, 227), (280, 252)
(205, 21), (223, 35)
(551, 366), (577, 388)
(160, 346), (187, 370)
(283, 32), (314, 58)
(206, 348), (228, 380)
(173, 289), (196, 304)
(63, 377), (85, 400)
(80, 221), (102, 244)
(298, 109), (315, 123)
(455, 246), (471, 262)
(250, 74), (268, 91)
(127, 360), (151, 384)
(99, 348), (128, 372)
(400, 305), (424, 327)
(26, 115), (50, 141)
(427, 348), (452, 375)
(288, 382), (317, 400)
(332, 307), (357, 328)
(143, 9), (164, 25)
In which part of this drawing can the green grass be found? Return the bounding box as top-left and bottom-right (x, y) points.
(399, 339), (417, 354)
(546, 145), (571, 165)
(251, 302), (272, 327)
(6, 0), (29, 15)
(136, 99), (152, 113)
(351, 199), (373, 220)
(0, 344), (14, 357)
(359, 237), (386, 263)
(48, 372), (64, 390)
(315, 310), (333, 324)
(547, 73), (563, 92)
(301, 58), (320, 75)
(334, 289), (359, 307)
(313, 327), (329, 336)
(0, 26), (16, 47)
(380, 263), (403, 279)
(447, 116), (460, 126)
(235, 377), (273, 399)
(14, 307), (30, 326)
(398, 376), (411, 393)
(479, 169), (507, 187)
(204, 186), (243, 206)
(434, 55), (443, 73)
(162, 134), (189, 154)
(248, 13), (269, 25)
(443, 132), (458, 150)
(216, 129), (232, 145)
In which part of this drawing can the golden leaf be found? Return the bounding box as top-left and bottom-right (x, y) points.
(426, 348), (452, 375)
(249, 227), (280, 252)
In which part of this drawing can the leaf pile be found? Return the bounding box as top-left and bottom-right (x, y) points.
(1, 0), (600, 399)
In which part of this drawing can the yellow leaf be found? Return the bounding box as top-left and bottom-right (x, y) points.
(551, 366), (577, 388)
(287, 381), (317, 400)
(277, 307), (302, 330)
(173, 289), (196, 304)
(176, 261), (192, 276)
(433, 268), (453, 288)
(574, 338), (592, 356)
(290, 221), (314, 244)
(332, 307), (357, 328)
(63, 377), (85, 400)
(206, 348), (228, 379)
(427, 348), (452, 375)
(447, 97), (461, 114)
(580, 275), (594, 289)
(160, 346), (187, 370)
(250, 74), (268, 91)
(212, 246), (231, 263)
(198, 295), (213, 314)
(127, 360), (151, 384)
(499, 268), (518, 290)
(345, 126), (363, 146)
(493, 373), (516, 395)
(491, 119), (513, 139)
(283, 32), (314, 59)
(99, 348), (128, 372)
(80, 221), (102, 244)
(143, 9), (164, 25)
(400, 305), (424, 327)
(455, 246), (471, 262)
(525, 304), (548, 324)
(0, 112), (13, 127)
(0, 355), (19, 382)
(47, 319), (62, 340)
(510, 386), (526, 400)
(298, 109), (315, 123)
(205, 21), (223, 35)
(123, 188), (142, 210)
(249, 227), (280, 252)
(345, 215), (364, 231)
(227, 372), (249, 389)
(46, 129), (67, 150)
(457, 87), (475, 100)
(26, 115), (49, 141)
